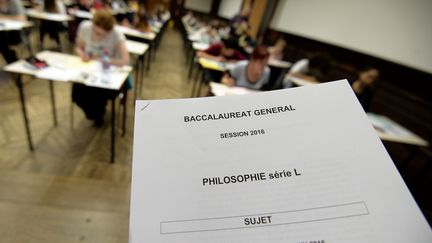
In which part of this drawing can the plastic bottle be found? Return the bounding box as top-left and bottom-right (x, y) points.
(101, 49), (111, 83)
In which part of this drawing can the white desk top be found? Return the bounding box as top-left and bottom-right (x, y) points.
(69, 8), (134, 19)
(26, 9), (73, 22)
(116, 25), (156, 41)
(69, 9), (93, 19)
(367, 113), (429, 147)
(268, 59), (292, 69)
(126, 40), (149, 55)
(3, 51), (132, 90)
(209, 82), (258, 96)
(192, 42), (209, 51)
(0, 20), (33, 31)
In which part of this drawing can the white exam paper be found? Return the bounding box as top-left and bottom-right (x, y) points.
(130, 80), (432, 242)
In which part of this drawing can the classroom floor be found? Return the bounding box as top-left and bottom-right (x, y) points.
(0, 26), (193, 243)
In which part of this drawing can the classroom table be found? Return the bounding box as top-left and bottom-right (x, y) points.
(268, 59), (292, 69)
(26, 9), (73, 50)
(209, 81), (257, 96)
(125, 40), (149, 99)
(26, 9), (73, 22)
(0, 19), (33, 31)
(115, 25), (156, 71)
(3, 51), (132, 163)
(367, 113), (429, 147)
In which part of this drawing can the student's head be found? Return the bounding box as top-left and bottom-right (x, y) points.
(249, 45), (270, 77)
(92, 10), (116, 38)
(275, 38), (286, 50)
(79, 0), (93, 8)
(221, 38), (239, 57)
(358, 67), (380, 86)
(138, 2), (147, 15)
(44, 0), (57, 13)
(309, 53), (331, 74)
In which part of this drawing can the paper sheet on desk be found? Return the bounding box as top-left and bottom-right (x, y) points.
(130, 80), (432, 243)
(35, 66), (78, 82)
(0, 20), (25, 30)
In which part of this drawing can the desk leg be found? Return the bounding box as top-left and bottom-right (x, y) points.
(190, 68), (200, 98)
(111, 98), (116, 163)
(122, 91), (127, 137)
(49, 80), (58, 127)
(139, 54), (144, 97)
(134, 55), (139, 101)
(16, 74), (34, 151)
(188, 54), (194, 79)
(146, 45), (152, 71)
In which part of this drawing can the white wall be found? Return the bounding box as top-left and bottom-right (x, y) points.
(218, 0), (243, 19)
(270, 0), (432, 74)
(184, 0), (212, 13)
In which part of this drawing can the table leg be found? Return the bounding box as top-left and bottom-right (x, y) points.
(139, 54), (144, 97)
(122, 94), (127, 137)
(111, 97), (116, 163)
(134, 55), (139, 101)
(49, 80), (58, 127)
(147, 44), (152, 71)
(16, 74), (34, 151)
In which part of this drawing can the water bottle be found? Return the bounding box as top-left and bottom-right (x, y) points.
(101, 49), (111, 83)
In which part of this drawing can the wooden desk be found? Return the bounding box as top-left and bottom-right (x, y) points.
(125, 40), (149, 99)
(3, 51), (132, 163)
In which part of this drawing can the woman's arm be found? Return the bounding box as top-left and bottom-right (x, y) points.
(75, 38), (91, 61)
(110, 41), (130, 66)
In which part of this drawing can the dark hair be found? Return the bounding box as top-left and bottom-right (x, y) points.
(222, 37), (239, 50)
(44, 0), (58, 13)
(309, 53), (331, 74)
(251, 45), (270, 60)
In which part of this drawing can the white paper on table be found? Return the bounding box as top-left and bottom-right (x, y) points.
(35, 66), (78, 82)
(130, 80), (432, 243)
(0, 20), (25, 30)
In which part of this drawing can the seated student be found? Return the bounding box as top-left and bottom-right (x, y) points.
(0, 0), (26, 63)
(268, 38), (286, 61)
(72, 10), (129, 127)
(284, 53), (331, 88)
(351, 66), (380, 111)
(39, 0), (67, 48)
(122, 2), (151, 32)
(221, 45), (270, 90)
(67, 0), (94, 42)
(197, 37), (246, 83)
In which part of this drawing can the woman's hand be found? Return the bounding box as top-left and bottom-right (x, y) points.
(221, 73), (235, 87)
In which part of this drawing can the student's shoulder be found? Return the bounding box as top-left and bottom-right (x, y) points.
(80, 20), (93, 30)
(233, 60), (249, 69)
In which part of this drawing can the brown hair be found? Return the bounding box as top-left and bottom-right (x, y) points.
(92, 10), (116, 31)
(251, 45), (270, 60)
